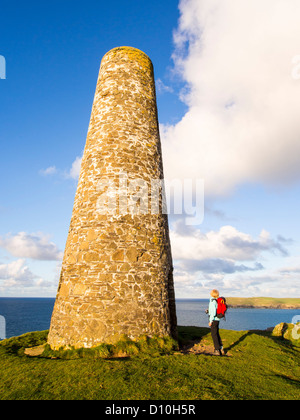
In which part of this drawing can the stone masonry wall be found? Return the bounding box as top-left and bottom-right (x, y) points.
(47, 47), (177, 349)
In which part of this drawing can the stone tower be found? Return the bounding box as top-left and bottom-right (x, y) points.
(48, 47), (177, 349)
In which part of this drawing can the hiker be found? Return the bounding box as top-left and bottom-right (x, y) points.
(208, 289), (224, 356)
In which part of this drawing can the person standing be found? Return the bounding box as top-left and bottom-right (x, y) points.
(208, 289), (224, 356)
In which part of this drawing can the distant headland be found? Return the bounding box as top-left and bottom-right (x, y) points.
(226, 297), (300, 309)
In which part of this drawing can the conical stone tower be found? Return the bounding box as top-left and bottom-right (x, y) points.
(48, 47), (177, 349)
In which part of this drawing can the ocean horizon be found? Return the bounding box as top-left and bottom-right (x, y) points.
(0, 297), (299, 340)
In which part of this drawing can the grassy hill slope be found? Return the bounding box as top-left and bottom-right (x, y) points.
(0, 326), (299, 400)
(226, 297), (300, 308)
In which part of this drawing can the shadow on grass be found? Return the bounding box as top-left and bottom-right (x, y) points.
(1, 330), (179, 360)
(2, 326), (298, 361)
(177, 325), (299, 356)
(273, 374), (300, 388)
(224, 331), (253, 352)
(177, 325), (214, 355)
(177, 325), (211, 344)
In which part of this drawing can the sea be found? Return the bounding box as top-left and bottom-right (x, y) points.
(0, 298), (299, 339)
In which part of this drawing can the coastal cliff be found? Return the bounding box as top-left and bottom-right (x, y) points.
(227, 297), (300, 309)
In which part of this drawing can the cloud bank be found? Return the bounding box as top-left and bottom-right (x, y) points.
(0, 259), (38, 286)
(0, 259), (54, 294)
(161, 0), (300, 196)
(170, 220), (292, 297)
(171, 222), (288, 262)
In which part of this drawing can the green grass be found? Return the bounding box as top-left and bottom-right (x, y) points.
(0, 326), (299, 400)
(226, 297), (300, 308)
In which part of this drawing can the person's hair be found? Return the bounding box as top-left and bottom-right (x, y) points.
(210, 289), (219, 298)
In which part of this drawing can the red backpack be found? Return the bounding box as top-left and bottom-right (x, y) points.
(215, 297), (228, 319)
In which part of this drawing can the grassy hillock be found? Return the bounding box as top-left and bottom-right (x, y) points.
(0, 326), (299, 400)
(226, 297), (300, 309)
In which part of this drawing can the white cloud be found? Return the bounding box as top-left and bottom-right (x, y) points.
(221, 270), (300, 298)
(0, 259), (55, 294)
(170, 222), (288, 262)
(170, 221), (293, 296)
(182, 258), (264, 274)
(174, 263), (300, 298)
(280, 265), (300, 274)
(161, 0), (300, 196)
(156, 78), (174, 94)
(0, 232), (63, 261)
(39, 155), (83, 181)
(67, 155), (82, 180)
(0, 259), (38, 287)
(39, 166), (57, 176)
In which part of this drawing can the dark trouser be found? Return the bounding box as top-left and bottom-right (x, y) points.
(211, 320), (222, 350)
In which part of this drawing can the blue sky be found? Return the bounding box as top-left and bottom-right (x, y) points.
(1, 0), (300, 298)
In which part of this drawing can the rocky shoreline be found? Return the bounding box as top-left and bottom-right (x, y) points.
(228, 304), (300, 309)
(226, 297), (300, 310)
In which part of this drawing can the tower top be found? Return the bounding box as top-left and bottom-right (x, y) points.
(101, 46), (153, 70)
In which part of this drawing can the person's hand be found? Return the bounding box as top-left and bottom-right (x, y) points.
(209, 322), (212, 327)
